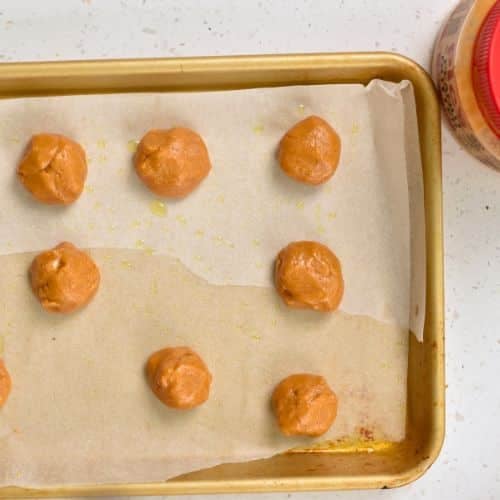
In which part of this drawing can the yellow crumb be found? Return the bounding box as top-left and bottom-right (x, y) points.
(195, 229), (205, 238)
(327, 211), (336, 220)
(135, 239), (154, 255)
(120, 260), (133, 269)
(297, 103), (305, 113)
(149, 200), (167, 217)
(127, 139), (139, 153)
(253, 124), (264, 134)
(296, 200), (305, 210)
(351, 123), (360, 134)
(252, 239), (261, 247)
(176, 215), (187, 225)
(97, 139), (107, 149)
(216, 194), (225, 204)
(85, 184), (95, 193)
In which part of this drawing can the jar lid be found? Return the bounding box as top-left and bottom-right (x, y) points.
(472, 0), (500, 137)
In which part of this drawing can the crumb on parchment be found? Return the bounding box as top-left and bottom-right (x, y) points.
(149, 200), (167, 217)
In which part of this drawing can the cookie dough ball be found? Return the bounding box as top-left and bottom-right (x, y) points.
(29, 242), (100, 313)
(17, 133), (87, 205)
(272, 373), (338, 437)
(134, 128), (211, 198)
(146, 346), (212, 410)
(278, 116), (341, 185)
(275, 241), (344, 312)
(0, 360), (11, 408)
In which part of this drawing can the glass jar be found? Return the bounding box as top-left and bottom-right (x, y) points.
(432, 0), (500, 169)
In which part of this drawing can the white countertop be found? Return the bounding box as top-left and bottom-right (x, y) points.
(2, 1), (499, 499)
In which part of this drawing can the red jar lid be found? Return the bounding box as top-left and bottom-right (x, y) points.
(472, 0), (500, 137)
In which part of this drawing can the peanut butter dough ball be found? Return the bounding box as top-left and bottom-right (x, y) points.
(278, 116), (341, 185)
(275, 241), (344, 312)
(146, 346), (212, 410)
(272, 373), (338, 437)
(17, 133), (87, 205)
(29, 242), (100, 314)
(134, 128), (212, 198)
(0, 359), (11, 408)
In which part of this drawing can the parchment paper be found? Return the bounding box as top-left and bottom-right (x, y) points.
(0, 81), (425, 486)
(0, 250), (408, 485)
(0, 81), (425, 336)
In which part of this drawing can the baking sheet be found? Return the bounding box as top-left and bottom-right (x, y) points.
(0, 81), (424, 485)
(0, 82), (425, 336)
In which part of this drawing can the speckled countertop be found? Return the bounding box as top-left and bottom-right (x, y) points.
(1, 1), (499, 499)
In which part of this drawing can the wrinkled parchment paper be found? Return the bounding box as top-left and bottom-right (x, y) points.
(0, 82), (425, 335)
(0, 250), (408, 485)
(0, 81), (425, 486)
